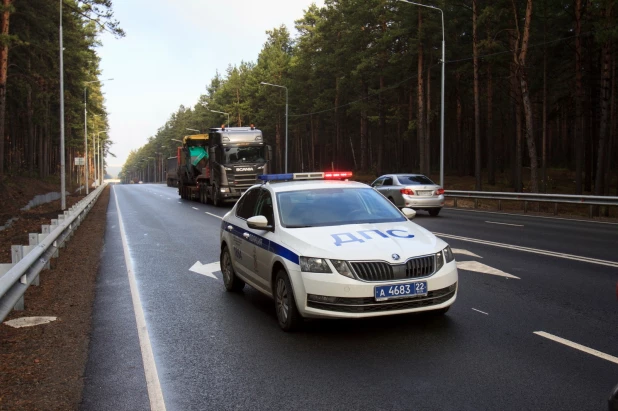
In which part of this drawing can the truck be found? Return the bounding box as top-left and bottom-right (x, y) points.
(176, 125), (271, 206)
(166, 156), (178, 187)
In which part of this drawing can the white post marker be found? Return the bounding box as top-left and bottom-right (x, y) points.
(189, 261), (221, 280)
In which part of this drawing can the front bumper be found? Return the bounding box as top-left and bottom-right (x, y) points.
(402, 194), (445, 209)
(289, 261), (458, 319)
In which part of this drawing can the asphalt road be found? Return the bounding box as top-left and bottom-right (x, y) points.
(81, 184), (618, 411)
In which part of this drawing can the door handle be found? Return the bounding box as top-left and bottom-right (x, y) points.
(243, 233), (250, 239)
(227, 225), (233, 231)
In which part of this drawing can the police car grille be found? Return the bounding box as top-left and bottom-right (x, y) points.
(307, 283), (456, 313)
(350, 262), (394, 281)
(405, 255), (435, 278)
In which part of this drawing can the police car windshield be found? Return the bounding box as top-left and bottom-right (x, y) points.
(224, 146), (265, 164)
(276, 187), (406, 228)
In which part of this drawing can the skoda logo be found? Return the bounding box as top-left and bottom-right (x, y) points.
(392, 254), (400, 261)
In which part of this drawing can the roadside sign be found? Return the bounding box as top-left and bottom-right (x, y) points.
(75, 157), (85, 166)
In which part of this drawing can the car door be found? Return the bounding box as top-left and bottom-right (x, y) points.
(249, 188), (277, 289)
(371, 177), (385, 195)
(380, 176), (396, 204)
(230, 187), (261, 280)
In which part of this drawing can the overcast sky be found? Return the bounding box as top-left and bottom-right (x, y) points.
(98, 0), (323, 177)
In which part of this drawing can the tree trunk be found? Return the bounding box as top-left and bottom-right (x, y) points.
(417, 7), (426, 175)
(0, 0), (11, 176)
(594, 21), (612, 196)
(378, 76), (385, 175)
(456, 72), (464, 176)
(360, 82), (368, 170)
(542, 0), (548, 192)
(425, 53), (431, 174)
(473, 0), (482, 190)
(574, 0), (584, 193)
(487, 59), (495, 185)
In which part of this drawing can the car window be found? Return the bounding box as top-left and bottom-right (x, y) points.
(383, 177), (393, 186)
(371, 178), (384, 187)
(276, 187), (406, 228)
(236, 188), (260, 220)
(255, 189), (275, 227)
(397, 175), (435, 185)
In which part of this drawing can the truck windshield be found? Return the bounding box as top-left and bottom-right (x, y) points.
(223, 146), (265, 164)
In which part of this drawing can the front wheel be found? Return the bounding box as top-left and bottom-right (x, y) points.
(212, 185), (221, 207)
(429, 208), (441, 217)
(274, 270), (303, 331)
(221, 247), (245, 292)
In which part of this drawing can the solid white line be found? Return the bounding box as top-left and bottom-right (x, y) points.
(433, 232), (618, 268)
(534, 331), (618, 365)
(471, 308), (488, 315)
(205, 212), (223, 220)
(192, 207), (199, 210)
(446, 207), (618, 226)
(113, 187), (167, 411)
(485, 221), (524, 227)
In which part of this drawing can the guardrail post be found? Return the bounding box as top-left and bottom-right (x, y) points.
(524, 201), (528, 213)
(474, 199), (479, 209)
(454, 198), (458, 208)
(554, 203), (558, 215)
(10, 245), (25, 310)
(27, 234), (40, 286)
(498, 200), (502, 211)
(589, 205), (593, 218)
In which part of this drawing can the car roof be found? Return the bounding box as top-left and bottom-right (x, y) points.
(261, 179), (369, 193)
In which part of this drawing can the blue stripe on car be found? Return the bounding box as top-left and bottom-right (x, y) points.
(222, 221), (300, 265)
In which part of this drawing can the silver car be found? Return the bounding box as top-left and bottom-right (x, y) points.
(371, 174), (444, 216)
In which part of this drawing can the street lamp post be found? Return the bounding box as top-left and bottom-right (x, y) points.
(397, 0), (445, 188)
(206, 109), (230, 128)
(260, 82), (288, 173)
(59, 0), (66, 209)
(84, 78), (113, 194)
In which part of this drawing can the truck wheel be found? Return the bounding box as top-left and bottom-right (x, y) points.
(221, 246), (245, 292)
(212, 185), (221, 207)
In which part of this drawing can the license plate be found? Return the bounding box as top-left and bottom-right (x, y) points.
(374, 281), (428, 301)
(416, 190), (433, 196)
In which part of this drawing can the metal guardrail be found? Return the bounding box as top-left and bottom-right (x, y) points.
(446, 190), (618, 216)
(0, 183), (107, 323)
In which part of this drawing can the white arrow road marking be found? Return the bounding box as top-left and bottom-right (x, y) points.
(452, 248), (483, 258)
(434, 232), (618, 268)
(192, 207), (199, 210)
(456, 261), (520, 279)
(189, 261), (221, 280)
(534, 331), (618, 365)
(4, 316), (57, 328)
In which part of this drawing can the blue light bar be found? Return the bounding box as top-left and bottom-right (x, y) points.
(258, 173), (294, 181)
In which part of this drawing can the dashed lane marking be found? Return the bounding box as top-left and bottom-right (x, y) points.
(192, 207), (199, 210)
(434, 232), (618, 268)
(534, 331), (618, 365)
(113, 187), (167, 411)
(485, 221), (524, 227)
(471, 308), (488, 315)
(205, 212), (223, 220)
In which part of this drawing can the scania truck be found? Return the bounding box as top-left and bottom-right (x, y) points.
(176, 125), (271, 206)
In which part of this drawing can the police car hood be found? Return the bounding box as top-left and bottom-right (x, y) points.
(280, 221), (445, 261)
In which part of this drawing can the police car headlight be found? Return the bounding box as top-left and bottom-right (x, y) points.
(300, 257), (332, 273)
(435, 246), (454, 272)
(330, 259), (354, 279)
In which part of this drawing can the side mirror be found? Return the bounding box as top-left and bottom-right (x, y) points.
(402, 208), (416, 219)
(247, 215), (273, 231)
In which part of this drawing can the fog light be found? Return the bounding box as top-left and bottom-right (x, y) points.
(307, 294), (338, 303)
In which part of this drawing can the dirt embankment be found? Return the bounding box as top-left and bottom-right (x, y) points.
(0, 186), (110, 410)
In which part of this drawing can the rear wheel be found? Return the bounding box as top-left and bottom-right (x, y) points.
(429, 208), (441, 217)
(221, 247), (245, 292)
(274, 270), (303, 331)
(212, 185), (221, 207)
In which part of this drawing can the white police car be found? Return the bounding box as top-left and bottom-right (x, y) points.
(219, 172), (458, 331)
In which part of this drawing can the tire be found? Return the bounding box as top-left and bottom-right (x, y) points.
(221, 246), (245, 292)
(274, 270), (303, 331)
(429, 208), (441, 217)
(212, 185), (221, 207)
(429, 306), (450, 316)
